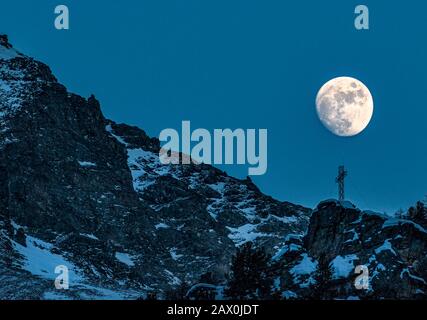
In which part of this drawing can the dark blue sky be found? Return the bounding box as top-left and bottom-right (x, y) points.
(1, 0), (426, 213)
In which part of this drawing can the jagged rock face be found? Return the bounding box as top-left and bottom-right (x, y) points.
(0, 35), (310, 299)
(278, 200), (427, 300)
(303, 201), (362, 260)
(107, 122), (310, 286)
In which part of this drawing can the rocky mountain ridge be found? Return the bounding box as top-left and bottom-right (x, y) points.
(0, 35), (310, 299)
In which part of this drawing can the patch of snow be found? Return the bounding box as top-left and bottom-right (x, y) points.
(368, 254), (377, 264)
(331, 254), (358, 279)
(13, 235), (83, 283)
(126, 149), (154, 192)
(80, 233), (99, 240)
(344, 228), (359, 243)
(285, 234), (303, 241)
(371, 262), (386, 280)
(207, 198), (222, 220)
(78, 161), (96, 167)
(214, 286), (225, 300)
(165, 270), (181, 286)
(115, 252), (135, 267)
(272, 243), (301, 261)
(340, 201), (356, 209)
(151, 196), (190, 211)
(155, 223), (170, 230)
(105, 125), (128, 146)
(239, 206), (257, 218)
(291, 254), (318, 275)
(375, 239), (397, 256)
(125, 147), (176, 193)
(376, 263), (386, 271)
(170, 248), (183, 261)
(208, 182), (226, 193)
(269, 215), (298, 224)
(382, 218), (427, 234)
(363, 210), (389, 220)
(282, 290), (298, 299)
(290, 254), (318, 288)
(351, 215), (363, 225)
(226, 224), (269, 246)
(273, 277), (281, 290)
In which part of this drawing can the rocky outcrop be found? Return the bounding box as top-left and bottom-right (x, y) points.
(277, 200), (427, 300)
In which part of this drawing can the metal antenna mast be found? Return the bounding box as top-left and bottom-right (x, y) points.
(336, 165), (348, 201)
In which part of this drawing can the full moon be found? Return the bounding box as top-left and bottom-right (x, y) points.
(315, 77), (374, 137)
